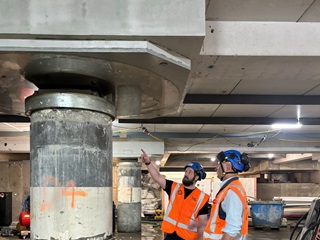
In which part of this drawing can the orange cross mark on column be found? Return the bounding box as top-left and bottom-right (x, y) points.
(40, 176), (88, 211)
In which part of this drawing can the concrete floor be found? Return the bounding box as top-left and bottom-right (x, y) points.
(0, 223), (296, 240)
(114, 223), (294, 240)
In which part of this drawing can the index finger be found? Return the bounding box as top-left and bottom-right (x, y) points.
(141, 149), (146, 155)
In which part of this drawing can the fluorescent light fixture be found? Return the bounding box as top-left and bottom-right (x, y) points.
(271, 122), (302, 129)
(268, 153), (274, 159)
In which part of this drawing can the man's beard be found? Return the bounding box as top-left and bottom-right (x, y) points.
(182, 176), (195, 186)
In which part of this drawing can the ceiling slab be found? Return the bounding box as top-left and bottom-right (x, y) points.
(180, 104), (219, 117)
(269, 105), (320, 118)
(199, 124), (251, 133)
(189, 56), (320, 95)
(202, 21), (320, 56)
(206, 0), (314, 21)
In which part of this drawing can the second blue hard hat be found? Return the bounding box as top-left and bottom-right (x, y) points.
(184, 162), (207, 180)
(216, 149), (250, 172)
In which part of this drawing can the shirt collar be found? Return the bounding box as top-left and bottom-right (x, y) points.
(220, 176), (238, 188)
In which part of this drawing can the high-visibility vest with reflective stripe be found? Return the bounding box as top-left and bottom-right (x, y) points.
(161, 182), (209, 240)
(204, 179), (248, 240)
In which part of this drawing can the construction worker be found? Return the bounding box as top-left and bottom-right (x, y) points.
(140, 149), (209, 240)
(204, 150), (251, 240)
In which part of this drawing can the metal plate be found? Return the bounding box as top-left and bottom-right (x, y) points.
(0, 40), (191, 118)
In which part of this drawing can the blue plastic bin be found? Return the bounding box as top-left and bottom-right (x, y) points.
(249, 201), (284, 229)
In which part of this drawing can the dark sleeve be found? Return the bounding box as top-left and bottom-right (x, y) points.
(164, 179), (173, 199)
(197, 201), (209, 216)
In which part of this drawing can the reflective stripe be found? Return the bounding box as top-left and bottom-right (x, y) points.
(229, 184), (245, 198)
(163, 214), (176, 225)
(163, 183), (181, 225)
(191, 191), (205, 220)
(178, 190), (208, 232)
(203, 232), (222, 239)
(177, 222), (197, 232)
(228, 184), (248, 237)
(163, 184), (206, 233)
(204, 180), (248, 239)
(208, 187), (226, 233)
(204, 232), (246, 240)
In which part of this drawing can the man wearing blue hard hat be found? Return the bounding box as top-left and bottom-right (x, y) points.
(204, 150), (251, 240)
(140, 149), (209, 240)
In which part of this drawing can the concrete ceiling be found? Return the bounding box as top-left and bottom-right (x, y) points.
(1, 0), (320, 173)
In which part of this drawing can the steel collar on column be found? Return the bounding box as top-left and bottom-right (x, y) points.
(25, 92), (115, 119)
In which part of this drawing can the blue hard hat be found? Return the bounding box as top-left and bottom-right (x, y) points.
(184, 162), (207, 180)
(217, 149), (250, 172)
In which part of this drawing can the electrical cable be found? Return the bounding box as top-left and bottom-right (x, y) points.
(112, 125), (140, 132)
(175, 131), (225, 152)
(138, 127), (284, 151)
(301, 221), (320, 240)
(289, 211), (308, 240)
(221, 136), (242, 146)
(113, 123), (320, 151)
(140, 126), (175, 145)
(266, 130), (281, 140)
(257, 135), (267, 145)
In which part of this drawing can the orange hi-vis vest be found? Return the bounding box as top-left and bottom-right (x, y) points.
(161, 182), (210, 240)
(204, 178), (248, 240)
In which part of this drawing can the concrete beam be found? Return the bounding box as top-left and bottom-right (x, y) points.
(0, 153), (30, 161)
(312, 153), (320, 162)
(164, 141), (320, 154)
(202, 21), (320, 56)
(249, 159), (319, 173)
(0, 0), (205, 37)
(0, 139), (165, 157)
(113, 141), (164, 158)
(273, 153), (312, 164)
(0, 141), (30, 153)
(0, 0), (205, 58)
(160, 152), (171, 167)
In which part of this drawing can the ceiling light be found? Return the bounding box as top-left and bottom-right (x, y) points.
(268, 153), (274, 159)
(155, 160), (161, 166)
(271, 122), (302, 129)
(210, 157), (216, 162)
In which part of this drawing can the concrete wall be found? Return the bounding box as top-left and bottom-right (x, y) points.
(311, 171), (320, 183)
(0, 160), (30, 222)
(286, 171), (320, 184)
(257, 183), (320, 200)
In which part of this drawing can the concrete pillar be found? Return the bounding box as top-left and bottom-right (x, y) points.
(25, 92), (115, 240)
(117, 161), (141, 232)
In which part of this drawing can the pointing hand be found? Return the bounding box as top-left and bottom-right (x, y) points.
(140, 149), (150, 164)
